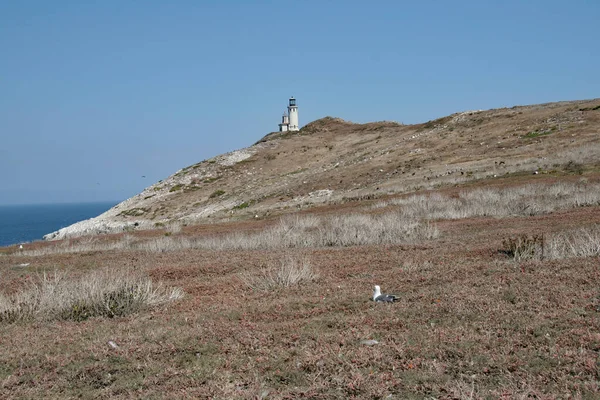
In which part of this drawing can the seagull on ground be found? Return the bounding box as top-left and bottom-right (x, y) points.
(373, 285), (399, 303)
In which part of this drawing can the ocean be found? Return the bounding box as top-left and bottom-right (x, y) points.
(0, 202), (117, 247)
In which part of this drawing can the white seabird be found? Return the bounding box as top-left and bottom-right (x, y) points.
(373, 285), (399, 303)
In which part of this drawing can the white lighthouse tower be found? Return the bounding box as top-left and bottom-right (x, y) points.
(288, 96), (299, 131)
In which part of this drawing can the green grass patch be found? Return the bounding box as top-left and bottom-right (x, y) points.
(579, 104), (600, 111)
(233, 200), (256, 210)
(209, 190), (225, 198)
(524, 126), (556, 138)
(203, 176), (221, 184)
(184, 185), (202, 192)
(118, 207), (150, 217)
(284, 168), (307, 176)
(169, 184), (184, 192)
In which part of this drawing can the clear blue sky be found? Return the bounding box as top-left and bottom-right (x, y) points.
(1, 1), (598, 205)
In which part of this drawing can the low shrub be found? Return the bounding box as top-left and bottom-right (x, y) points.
(502, 234), (545, 261)
(563, 161), (584, 175)
(502, 225), (600, 261)
(0, 269), (183, 324)
(239, 256), (318, 291)
(546, 225), (600, 259)
(579, 105), (600, 111)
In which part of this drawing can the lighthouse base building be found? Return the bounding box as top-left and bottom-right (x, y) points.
(278, 97), (299, 132)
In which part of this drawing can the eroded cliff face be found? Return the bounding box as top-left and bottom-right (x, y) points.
(44, 99), (600, 240)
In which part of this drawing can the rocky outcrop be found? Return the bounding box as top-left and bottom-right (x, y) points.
(43, 199), (154, 241)
(42, 217), (150, 241)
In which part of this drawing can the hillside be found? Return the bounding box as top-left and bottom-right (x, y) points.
(44, 98), (600, 240)
(3, 99), (600, 398)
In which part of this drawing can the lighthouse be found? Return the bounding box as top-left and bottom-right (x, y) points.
(288, 97), (299, 131)
(277, 97), (299, 132)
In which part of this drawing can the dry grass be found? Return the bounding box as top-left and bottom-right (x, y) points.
(0, 268), (183, 323)
(18, 180), (600, 257)
(374, 181), (600, 219)
(547, 225), (600, 259)
(21, 212), (438, 255)
(151, 212), (438, 250)
(238, 255), (318, 291)
(17, 234), (137, 256)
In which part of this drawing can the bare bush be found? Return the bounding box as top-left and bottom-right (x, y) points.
(238, 256), (318, 291)
(501, 225), (600, 261)
(546, 225), (600, 259)
(502, 234), (545, 261)
(0, 268), (183, 324)
(167, 222), (183, 234)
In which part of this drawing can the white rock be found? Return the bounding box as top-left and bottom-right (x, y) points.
(360, 339), (379, 346)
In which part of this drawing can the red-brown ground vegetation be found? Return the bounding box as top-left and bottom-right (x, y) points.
(1, 171), (599, 398)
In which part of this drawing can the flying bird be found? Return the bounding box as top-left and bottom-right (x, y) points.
(373, 285), (399, 303)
